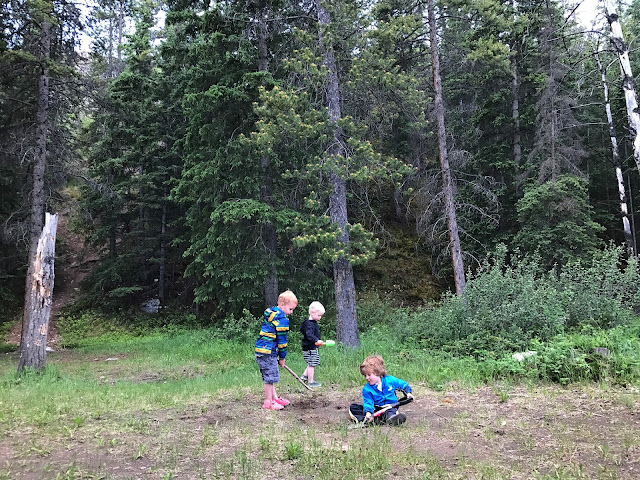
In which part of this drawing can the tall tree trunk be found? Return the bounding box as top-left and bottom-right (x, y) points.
(316, 0), (359, 347)
(427, 0), (466, 296)
(18, 213), (58, 372)
(596, 51), (635, 256)
(628, 171), (638, 253)
(21, 17), (51, 351)
(604, 0), (640, 174)
(511, 56), (522, 169)
(158, 186), (167, 300)
(255, 4), (279, 307)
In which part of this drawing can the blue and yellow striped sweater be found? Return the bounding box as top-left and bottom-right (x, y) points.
(255, 306), (289, 359)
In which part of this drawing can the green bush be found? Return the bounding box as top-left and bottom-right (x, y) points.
(212, 309), (260, 343)
(473, 324), (640, 385)
(391, 245), (640, 357)
(394, 246), (565, 355)
(557, 247), (640, 329)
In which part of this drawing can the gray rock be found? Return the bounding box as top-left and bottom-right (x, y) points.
(140, 298), (160, 314)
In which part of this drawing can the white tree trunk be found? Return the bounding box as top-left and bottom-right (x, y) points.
(595, 50), (635, 255)
(18, 213), (58, 372)
(604, 0), (640, 174)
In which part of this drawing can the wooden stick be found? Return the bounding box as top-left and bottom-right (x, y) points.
(282, 364), (314, 391)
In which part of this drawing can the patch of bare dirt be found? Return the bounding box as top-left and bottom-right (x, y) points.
(1, 380), (639, 479)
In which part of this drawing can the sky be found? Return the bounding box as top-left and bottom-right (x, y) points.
(574, 0), (605, 28)
(77, 0), (608, 54)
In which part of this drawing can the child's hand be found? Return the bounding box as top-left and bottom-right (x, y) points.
(315, 340), (323, 346)
(407, 392), (414, 400)
(365, 412), (373, 423)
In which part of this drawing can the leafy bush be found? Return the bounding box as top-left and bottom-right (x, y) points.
(391, 245), (640, 357)
(394, 246), (565, 355)
(557, 247), (640, 329)
(473, 323), (640, 385)
(531, 338), (601, 384)
(212, 309), (260, 343)
(356, 292), (399, 331)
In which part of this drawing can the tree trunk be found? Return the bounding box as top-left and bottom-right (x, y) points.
(604, 0), (640, 174)
(427, 0), (466, 296)
(21, 17), (51, 351)
(628, 171), (638, 253)
(255, 3), (279, 307)
(316, 0), (359, 347)
(511, 56), (522, 169)
(159, 187), (167, 300)
(18, 213), (58, 372)
(596, 51), (635, 256)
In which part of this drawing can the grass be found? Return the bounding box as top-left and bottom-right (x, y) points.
(1, 327), (640, 479)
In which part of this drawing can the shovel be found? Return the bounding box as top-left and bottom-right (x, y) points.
(348, 391), (413, 429)
(282, 364), (314, 391)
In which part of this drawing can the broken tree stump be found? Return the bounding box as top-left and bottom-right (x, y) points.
(18, 212), (58, 372)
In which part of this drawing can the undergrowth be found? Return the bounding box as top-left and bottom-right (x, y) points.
(16, 243), (640, 388)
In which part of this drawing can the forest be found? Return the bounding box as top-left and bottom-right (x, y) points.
(2, 0), (640, 346)
(4, 1), (640, 478)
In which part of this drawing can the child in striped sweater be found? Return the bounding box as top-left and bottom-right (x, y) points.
(255, 290), (297, 410)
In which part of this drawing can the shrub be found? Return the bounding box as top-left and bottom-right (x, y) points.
(392, 245), (640, 357)
(394, 245), (565, 355)
(212, 308), (261, 343)
(557, 247), (640, 329)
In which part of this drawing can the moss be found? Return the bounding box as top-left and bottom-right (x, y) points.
(355, 227), (445, 306)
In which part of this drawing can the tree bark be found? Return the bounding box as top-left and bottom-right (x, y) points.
(159, 187), (167, 300)
(595, 51), (635, 256)
(316, 0), (359, 347)
(255, 3), (279, 307)
(18, 213), (58, 372)
(21, 17), (51, 351)
(511, 56), (522, 169)
(604, 0), (640, 175)
(427, 0), (466, 295)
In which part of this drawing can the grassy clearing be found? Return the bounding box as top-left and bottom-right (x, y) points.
(1, 329), (640, 479)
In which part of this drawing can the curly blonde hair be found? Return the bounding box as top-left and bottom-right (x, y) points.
(359, 355), (387, 376)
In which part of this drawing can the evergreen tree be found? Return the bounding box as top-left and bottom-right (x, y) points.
(80, 0), (184, 308)
(168, 0), (313, 316)
(0, 0), (82, 313)
(246, 0), (419, 339)
(514, 175), (605, 269)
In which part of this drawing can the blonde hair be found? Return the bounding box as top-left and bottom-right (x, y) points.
(278, 290), (298, 306)
(360, 355), (387, 376)
(309, 301), (325, 315)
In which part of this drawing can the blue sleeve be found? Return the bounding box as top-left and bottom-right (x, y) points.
(275, 312), (289, 359)
(389, 375), (412, 394)
(362, 385), (375, 414)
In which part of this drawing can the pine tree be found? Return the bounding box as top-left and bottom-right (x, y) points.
(168, 0), (309, 316)
(80, 0), (184, 308)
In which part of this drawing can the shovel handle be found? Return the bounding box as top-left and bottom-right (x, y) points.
(372, 391), (413, 417)
(282, 364), (314, 391)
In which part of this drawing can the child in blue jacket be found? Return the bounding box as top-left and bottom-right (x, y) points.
(349, 355), (413, 425)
